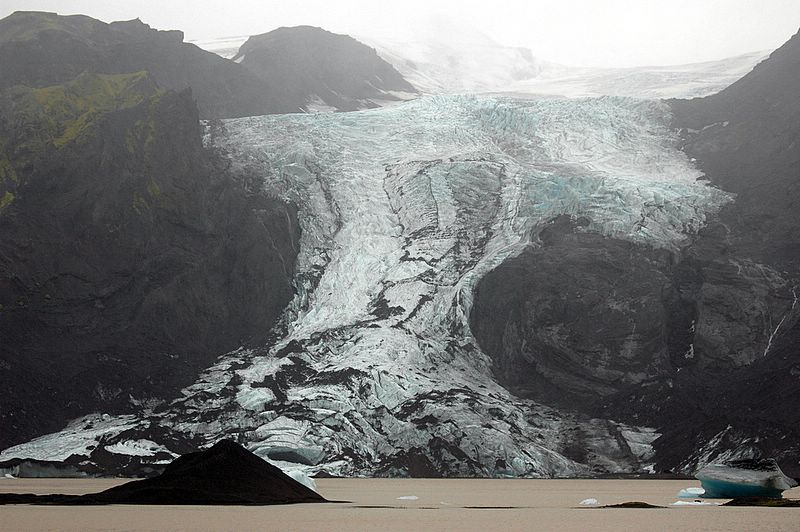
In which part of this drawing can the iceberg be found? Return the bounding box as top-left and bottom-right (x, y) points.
(677, 487), (705, 498)
(695, 458), (798, 499)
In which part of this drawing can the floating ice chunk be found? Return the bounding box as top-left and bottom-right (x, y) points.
(671, 500), (720, 506)
(695, 458), (798, 499)
(397, 495), (419, 500)
(287, 470), (318, 492)
(579, 498), (599, 506)
(677, 487), (706, 498)
(3, 473), (16, 479)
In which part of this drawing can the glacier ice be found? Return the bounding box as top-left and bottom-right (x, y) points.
(677, 487), (706, 498)
(287, 470), (318, 492)
(0, 95), (731, 477)
(695, 459), (797, 499)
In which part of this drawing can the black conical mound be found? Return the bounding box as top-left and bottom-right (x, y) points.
(0, 440), (327, 505)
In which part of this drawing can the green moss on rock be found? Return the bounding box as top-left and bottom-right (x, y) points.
(0, 72), (159, 158)
(0, 190), (14, 213)
(132, 190), (148, 215)
(0, 158), (18, 184)
(24, 72), (160, 148)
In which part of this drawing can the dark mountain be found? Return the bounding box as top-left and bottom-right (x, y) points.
(0, 12), (418, 117)
(233, 26), (418, 112)
(0, 11), (296, 118)
(471, 29), (800, 476)
(670, 27), (800, 270)
(0, 72), (300, 449)
(656, 28), (800, 474)
(0, 440), (326, 505)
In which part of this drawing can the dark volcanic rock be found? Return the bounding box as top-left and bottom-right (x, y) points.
(0, 440), (326, 505)
(470, 215), (678, 410)
(0, 73), (299, 449)
(234, 26), (418, 112)
(0, 11), (295, 118)
(670, 27), (800, 271)
(471, 27), (800, 477)
(655, 28), (800, 475)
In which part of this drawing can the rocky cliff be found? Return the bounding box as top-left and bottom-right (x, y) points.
(0, 72), (299, 449)
(470, 29), (800, 476)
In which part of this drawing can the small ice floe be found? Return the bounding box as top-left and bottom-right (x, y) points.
(671, 500), (720, 506)
(677, 487), (706, 498)
(3, 473), (16, 479)
(397, 495), (419, 500)
(579, 498), (599, 506)
(287, 470), (318, 492)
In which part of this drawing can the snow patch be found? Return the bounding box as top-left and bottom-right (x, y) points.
(106, 439), (176, 457)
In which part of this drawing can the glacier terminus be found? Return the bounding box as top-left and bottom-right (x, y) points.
(0, 94), (734, 477)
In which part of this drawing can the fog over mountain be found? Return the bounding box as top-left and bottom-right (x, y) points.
(0, 5), (799, 481)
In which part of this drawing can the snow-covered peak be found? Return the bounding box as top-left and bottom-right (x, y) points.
(355, 17), (769, 99)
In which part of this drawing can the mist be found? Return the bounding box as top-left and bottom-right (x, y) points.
(2, 0), (799, 67)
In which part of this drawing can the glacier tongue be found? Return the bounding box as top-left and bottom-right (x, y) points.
(1, 95), (731, 476)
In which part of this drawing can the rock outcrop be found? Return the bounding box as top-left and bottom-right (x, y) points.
(0, 72), (299, 449)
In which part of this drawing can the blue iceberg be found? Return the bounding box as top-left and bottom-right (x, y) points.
(695, 458), (797, 499)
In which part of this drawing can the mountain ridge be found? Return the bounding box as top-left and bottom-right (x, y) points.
(234, 25), (417, 112)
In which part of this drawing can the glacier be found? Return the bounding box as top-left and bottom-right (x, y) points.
(0, 95), (732, 477)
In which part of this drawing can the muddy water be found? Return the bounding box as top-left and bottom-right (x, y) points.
(1, 478), (798, 531)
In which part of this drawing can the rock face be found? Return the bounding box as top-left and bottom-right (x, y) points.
(470, 215), (681, 411)
(471, 28), (800, 477)
(0, 440), (326, 504)
(0, 11), (295, 118)
(233, 26), (418, 112)
(0, 72), (300, 449)
(653, 28), (800, 476)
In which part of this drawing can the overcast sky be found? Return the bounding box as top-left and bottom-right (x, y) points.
(1, 0), (799, 67)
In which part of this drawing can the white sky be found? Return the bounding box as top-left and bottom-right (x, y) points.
(1, 0), (798, 67)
